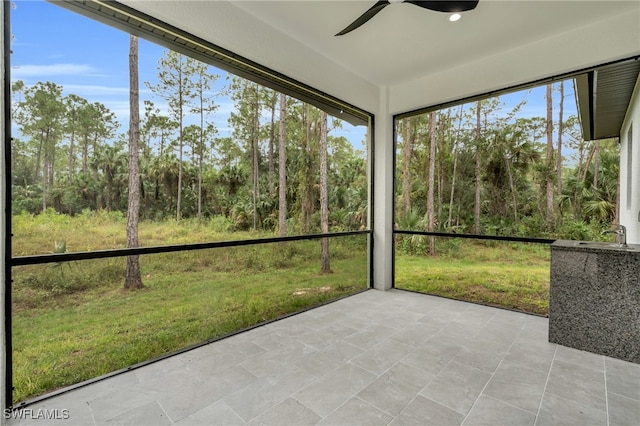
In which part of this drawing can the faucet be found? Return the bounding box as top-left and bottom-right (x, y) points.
(601, 224), (627, 247)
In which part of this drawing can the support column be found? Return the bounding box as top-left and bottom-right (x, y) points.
(373, 87), (394, 290)
(1, 0), (9, 420)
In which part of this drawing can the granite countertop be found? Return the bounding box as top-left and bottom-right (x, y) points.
(552, 239), (640, 254)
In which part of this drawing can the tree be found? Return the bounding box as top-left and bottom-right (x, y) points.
(426, 111), (436, 255)
(319, 110), (331, 273)
(278, 93), (287, 237)
(446, 105), (464, 229)
(12, 81), (66, 212)
(545, 83), (555, 226)
(401, 117), (413, 218)
(188, 61), (220, 220)
(147, 50), (198, 221)
(228, 78), (264, 230)
(125, 34), (144, 290)
(556, 81), (565, 199)
(473, 100), (482, 234)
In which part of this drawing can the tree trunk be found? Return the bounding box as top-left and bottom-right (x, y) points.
(176, 64), (184, 221)
(545, 84), (555, 227)
(402, 117), (412, 217)
(504, 151), (518, 222)
(197, 80), (204, 221)
(474, 101), (482, 234)
(68, 128), (75, 178)
(426, 112), (436, 255)
(303, 104), (313, 233)
(556, 81), (564, 198)
(125, 34), (144, 290)
(278, 93), (287, 238)
(447, 105), (464, 229)
(269, 94), (276, 197)
(252, 85), (260, 230)
(592, 141), (600, 190)
(319, 111), (331, 273)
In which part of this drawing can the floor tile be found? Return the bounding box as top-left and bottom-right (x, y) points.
(350, 339), (414, 375)
(295, 340), (363, 378)
(535, 392), (607, 426)
(240, 342), (317, 378)
(401, 338), (463, 375)
(317, 397), (392, 426)
(605, 357), (640, 401)
(482, 361), (548, 413)
(294, 363), (376, 417)
(420, 361), (491, 414)
(224, 365), (316, 422)
(554, 345), (605, 371)
(357, 362), (434, 416)
(174, 400), (245, 425)
(88, 388), (158, 424)
(248, 398), (321, 426)
(453, 345), (504, 373)
(503, 345), (555, 373)
(341, 325), (397, 350)
(545, 359), (607, 411)
(463, 395), (535, 426)
(144, 365), (256, 422)
(390, 395), (464, 426)
(607, 392), (640, 426)
(105, 400), (171, 426)
(388, 322), (442, 346)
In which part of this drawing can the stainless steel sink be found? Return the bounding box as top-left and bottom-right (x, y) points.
(573, 241), (636, 250)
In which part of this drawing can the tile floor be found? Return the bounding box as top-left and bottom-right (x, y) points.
(8, 289), (640, 425)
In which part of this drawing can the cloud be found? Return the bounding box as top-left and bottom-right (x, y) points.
(11, 63), (99, 78)
(63, 84), (132, 96)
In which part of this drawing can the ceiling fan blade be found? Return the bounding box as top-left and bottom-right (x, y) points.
(406, 1), (479, 13)
(335, 1), (390, 36)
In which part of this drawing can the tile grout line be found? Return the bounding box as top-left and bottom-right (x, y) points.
(460, 314), (527, 425)
(155, 399), (174, 425)
(603, 357), (610, 426)
(534, 344), (559, 425)
(86, 400), (98, 426)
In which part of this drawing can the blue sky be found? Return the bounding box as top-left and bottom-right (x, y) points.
(9, 0), (368, 149)
(9, 0), (574, 152)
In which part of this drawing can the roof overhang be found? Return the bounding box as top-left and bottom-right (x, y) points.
(576, 57), (640, 141)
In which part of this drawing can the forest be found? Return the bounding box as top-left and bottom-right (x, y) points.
(10, 49), (369, 244)
(395, 82), (620, 252)
(11, 61), (620, 254)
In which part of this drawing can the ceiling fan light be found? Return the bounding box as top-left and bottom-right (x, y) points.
(449, 13), (461, 22)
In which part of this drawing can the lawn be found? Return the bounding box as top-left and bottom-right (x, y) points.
(11, 212), (551, 403)
(395, 238), (551, 316)
(11, 212), (368, 402)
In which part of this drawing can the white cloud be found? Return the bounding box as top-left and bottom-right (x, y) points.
(63, 84), (131, 96)
(11, 63), (98, 78)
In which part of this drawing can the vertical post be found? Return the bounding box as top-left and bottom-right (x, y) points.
(373, 87), (394, 290)
(1, 0), (11, 418)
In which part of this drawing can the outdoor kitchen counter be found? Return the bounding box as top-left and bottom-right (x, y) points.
(549, 240), (640, 364)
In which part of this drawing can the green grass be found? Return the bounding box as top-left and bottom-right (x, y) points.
(395, 239), (550, 316)
(11, 211), (552, 403)
(11, 212), (368, 402)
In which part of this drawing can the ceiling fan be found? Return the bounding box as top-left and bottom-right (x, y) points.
(335, 0), (480, 36)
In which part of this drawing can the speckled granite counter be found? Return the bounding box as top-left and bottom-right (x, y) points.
(549, 240), (640, 364)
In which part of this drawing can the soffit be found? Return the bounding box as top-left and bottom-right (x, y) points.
(577, 58), (640, 140)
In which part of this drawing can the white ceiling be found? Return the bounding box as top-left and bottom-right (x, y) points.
(233, 0), (639, 87)
(120, 0), (640, 114)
